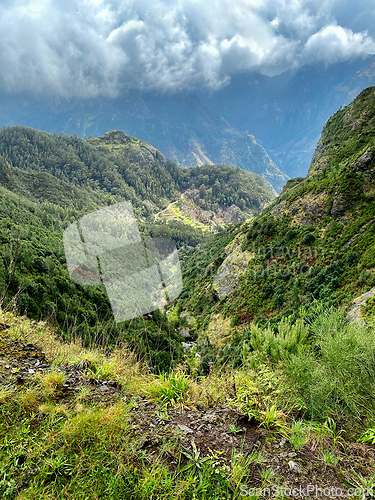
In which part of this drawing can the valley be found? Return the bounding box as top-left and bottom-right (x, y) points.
(1, 87), (375, 499)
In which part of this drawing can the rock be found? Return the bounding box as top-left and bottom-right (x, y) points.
(205, 313), (234, 349)
(181, 342), (195, 349)
(271, 200), (286, 217)
(177, 424), (194, 434)
(179, 327), (191, 339)
(351, 148), (374, 172)
(279, 438), (287, 448)
(203, 412), (217, 424)
(289, 191), (329, 225)
(288, 460), (302, 473)
(28, 369), (35, 374)
(331, 195), (347, 218)
(348, 287), (375, 322)
(213, 234), (254, 299)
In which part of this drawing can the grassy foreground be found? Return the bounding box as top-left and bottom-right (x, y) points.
(1, 306), (375, 499)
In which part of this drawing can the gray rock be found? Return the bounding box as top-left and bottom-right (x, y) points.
(331, 195), (347, 218)
(279, 438), (287, 448)
(348, 286), (375, 322)
(351, 148), (374, 172)
(180, 328), (191, 339)
(177, 424), (194, 434)
(271, 200), (287, 217)
(182, 342), (195, 349)
(288, 460), (302, 473)
(203, 412), (217, 424)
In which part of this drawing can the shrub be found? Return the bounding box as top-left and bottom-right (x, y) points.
(303, 233), (315, 245)
(273, 293), (285, 307)
(284, 308), (375, 421)
(262, 282), (273, 297)
(285, 230), (297, 241)
(245, 316), (309, 364)
(346, 251), (359, 265)
(198, 354), (217, 375)
(146, 371), (191, 407)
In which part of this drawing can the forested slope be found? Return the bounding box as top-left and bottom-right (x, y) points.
(0, 126), (274, 371)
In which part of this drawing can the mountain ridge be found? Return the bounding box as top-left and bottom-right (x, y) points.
(200, 56), (375, 178)
(0, 91), (288, 192)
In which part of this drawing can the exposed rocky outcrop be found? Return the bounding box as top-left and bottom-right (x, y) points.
(347, 287), (375, 322)
(213, 234), (254, 299)
(351, 148), (374, 172)
(330, 195), (347, 218)
(271, 191), (330, 225)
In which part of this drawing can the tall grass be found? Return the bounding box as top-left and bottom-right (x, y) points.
(284, 308), (375, 422)
(240, 304), (375, 425)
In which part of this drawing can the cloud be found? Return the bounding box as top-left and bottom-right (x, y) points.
(0, 0), (374, 97)
(303, 25), (375, 63)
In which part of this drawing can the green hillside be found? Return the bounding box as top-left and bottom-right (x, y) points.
(0, 91), (289, 192)
(0, 126), (274, 371)
(177, 86), (375, 363)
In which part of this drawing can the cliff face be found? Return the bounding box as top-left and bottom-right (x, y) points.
(308, 86), (375, 180)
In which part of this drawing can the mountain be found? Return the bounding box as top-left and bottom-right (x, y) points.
(2, 90), (375, 499)
(0, 125), (275, 371)
(178, 85), (375, 344)
(200, 56), (375, 178)
(0, 91), (288, 193)
(3, 57), (375, 188)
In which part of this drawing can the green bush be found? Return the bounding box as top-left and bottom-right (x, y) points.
(303, 233), (315, 245)
(285, 230), (297, 241)
(244, 316), (309, 365)
(262, 282), (273, 296)
(273, 293), (285, 307)
(284, 308), (375, 422)
(346, 251), (359, 265)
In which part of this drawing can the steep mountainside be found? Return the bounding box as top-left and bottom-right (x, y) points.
(0, 126), (274, 222)
(0, 92), (288, 192)
(201, 57), (375, 178)
(177, 86), (375, 360)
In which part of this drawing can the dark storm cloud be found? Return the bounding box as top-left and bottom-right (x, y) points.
(0, 0), (374, 97)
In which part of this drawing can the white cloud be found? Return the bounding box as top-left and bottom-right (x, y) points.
(0, 0), (374, 96)
(303, 24), (375, 63)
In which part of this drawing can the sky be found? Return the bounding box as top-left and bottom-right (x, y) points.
(1, 0), (375, 97)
